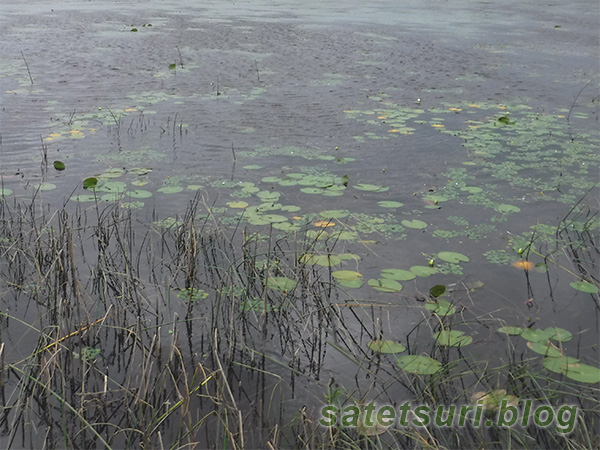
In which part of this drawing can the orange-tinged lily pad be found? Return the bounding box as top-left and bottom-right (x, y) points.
(511, 260), (535, 270)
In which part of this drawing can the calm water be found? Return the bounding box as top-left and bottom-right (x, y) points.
(1, 0), (598, 447)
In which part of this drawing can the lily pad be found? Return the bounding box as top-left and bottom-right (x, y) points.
(378, 201), (404, 208)
(368, 340), (406, 354)
(319, 209), (350, 219)
(53, 161), (65, 170)
(570, 281), (599, 294)
(437, 251), (470, 263)
(429, 284), (446, 298)
(37, 182), (57, 191)
(496, 204), (521, 213)
(0, 188), (13, 196)
(83, 177), (98, 189)
(98, 168), (124, 178)
(410, 265), (438, 277)
(527, 341), (563, 358)
(543, 357), (600, 384)
(332, 270), (363, 281)
(401, 219), (427, 229)
(498, 326), (523, 336)
(395, 355), (442, 375)
(127, 189), (153, 199)
(354, 183), (389, 192)
(226, 201), (249, 209)
(368, 278), (403, 293)
(435, 329), (473, 347)
(380, 269), (416, 281)
(265, 276), (297, 292)
(300, 254), (342, 267)
(71, 194), (97, 202)
(425, 299), (456, 316)
(157, 186), (184, 194)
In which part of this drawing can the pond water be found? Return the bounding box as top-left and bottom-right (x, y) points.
(1, 0), (598, 448)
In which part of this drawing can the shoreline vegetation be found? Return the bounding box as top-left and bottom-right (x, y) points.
(0, 193), (597, 449)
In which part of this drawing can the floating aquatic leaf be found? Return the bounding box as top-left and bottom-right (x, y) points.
(300, 253), (341, 267)
(71, 194), (97, 202)
(570, 280), (599, 294)
(498, 326), (523, 336)
(520, 328), (551, 343)
(410, 265), (438, 277)
(425, 299), (456, 316)
(127, 189), (153, 199)
(243, 164), (262, 170)
(272, 222), (302, 232)
(544, 327), (573, 342)
(53, 161), (65, 171)
(300, 187), (324, 194)
(496, 204), (521, 213)
(497, 116), (515, 125)
(527, 341), (563, 357)
(461, 186), (483, 194)
(226, 201), (248, 208)
(471, 390), (518, 412)
(281, 205), (301, 212)
(37, 183), (56, 191)
(332, 270), (363, 281)
(338, 279), (364, 288)
(401, 219), (427, 229)
(437, 251), (470, 263)
(368, 278), (403, 293)
(97, 181), (127, 193)
(99, 168), (124, 178)
(395, 355), (442, 375)
(511, 260), (535, 270)
(168, 63), (176, 69)
(265, 276), (297, 292)
(543, 357), (600, 384)
(157, 186), (184, 194)
(535, 263), (548, 273)
(0, 188), (13, 196)
(319, 209), (349, 219)
(260, 214), (288, 223)
(129, 167), (152, 175)
(314, 221), (335, 227)
(378, 200), (404, 208)
(83, 177), (98, 189)
(380, 269), (416, 281)
(368, 340), (406, 354)
(354, 183), (389, 192)
(338, 253), (361, 261)
(429, 285), (446, 298)
(435, 329), (472, 347)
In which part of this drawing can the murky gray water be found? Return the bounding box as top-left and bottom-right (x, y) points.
(1, 0), (598, 447)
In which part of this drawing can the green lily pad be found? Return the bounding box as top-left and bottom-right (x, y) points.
(0, 188), (13, 196)
(429, 285), (446, 298)
(157, 186), (184, 194)
(435, 329), (473, 347)
(272, 222), (302, 232)
(319, 209), (350, 219)
(410, 265), (438, 277)
(570, 281), (599, 294)
(401, 219), (427, 229)
(378, 201), (404, 208)
(395, 355), (442, 375)
(354, 183), (389, 192)
(300, 187), (324, 194)
(437, 251), (470, 263)
(98, 168), (124, 178)
(338, 279), (364, 288)
(498, 326), (523, 336)
(265, 276), (297, 292)
(425, 299), (456, 316)
(368, 278), (403, 293)
(380, 269), (416, 281)
(461, 186), (483, 194)
(338, 253), (361, 261)
(496, 204), (521, 213)
(300, 254), (342, 267)
(368, 340), (406, 354)
(520, 328), (552, 343)
(527, 341), (563, 358)
(243, 164), (262, 170)
(543, 357), (600, 384)
(281, 205), (301, 212)
(544, 327), (573, 342)
(37, 182), (57, 191)
(226, 201), (249, 209)
(128, 167), (152, 175)
(53, 161), (66, 170)
(332, 270), (363, 281)
(127, 189), (153, 199)
(83, 177), (98, 189)
(259, 214), (288, 224)
(97, 181), (127, 193)
(71, 194), (97, 202)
